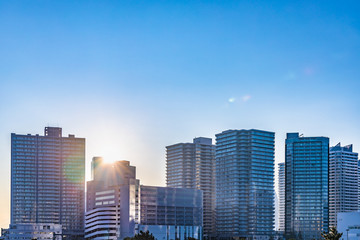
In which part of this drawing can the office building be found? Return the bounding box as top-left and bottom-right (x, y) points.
(215, 129), (275, 239)
(86, 158), (140, 240)
(285, 133), (329, 240)
(1, 223), (62, 240)
(85, 206), (119, 240)
(337, 211), (360, 240)
(278, 162), (285, 233)
(85, 184), (139, 240)
(11, 127), (85, 239)
(86, 158), (203, 240)
(329, 143), (358, 227)
(139, 185), (203, 240)
(166, 137), (215, 237)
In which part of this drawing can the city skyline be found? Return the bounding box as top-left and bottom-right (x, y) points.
(2, 126), (359, 239)
(1, 0), (360, 232)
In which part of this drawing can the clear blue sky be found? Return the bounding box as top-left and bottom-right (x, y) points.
(1, 0), (360, 229)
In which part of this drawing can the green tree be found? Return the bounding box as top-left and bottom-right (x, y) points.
(321, 226), (343, 240)
(133, 230), (155, 240)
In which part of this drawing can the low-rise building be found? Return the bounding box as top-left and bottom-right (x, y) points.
(138, 185), (203, 240)
(338, 211), (360, 240)
(2, 223), (62, 240)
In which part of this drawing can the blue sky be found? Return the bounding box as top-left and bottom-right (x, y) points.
(1, 0), (360, 228)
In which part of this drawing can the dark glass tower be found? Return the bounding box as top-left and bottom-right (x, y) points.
(11, 127), (85, 239)
(215, 129), (275, 239)
(285, 133), (329, 240)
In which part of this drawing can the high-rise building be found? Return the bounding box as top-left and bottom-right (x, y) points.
(329, 143), (358, 227)
(166, 137), (215, 237)
(215, 129), (275, 239)
(11, 127), (85, 239)
(358, 160), (360, 210)
(86, 158), (140, 240)
(285, 133), (329, 240)
(278, 162), (285, 233)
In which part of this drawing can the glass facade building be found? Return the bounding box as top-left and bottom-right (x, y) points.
(139, 185), (203, 240)
(285, 133), (329, 240)
(166, 137), (215, 237)
(329, 143), (358, 227)
(10, 127), (85, 239)
(215, 129), (275, 239)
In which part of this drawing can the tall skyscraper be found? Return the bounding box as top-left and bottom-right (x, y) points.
(215, 129), (275, 239)
(166, 137), (215, 237)
(285, 133), (329, 240)
(278, 162), (285, 233)
(11, 127), (85, 239)
(329, 143), (359, 227)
